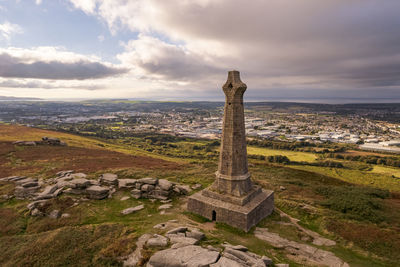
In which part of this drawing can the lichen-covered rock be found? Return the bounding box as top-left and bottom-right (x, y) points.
(138, 177), (157, 185)
(118, 179), (137, 189)
(147, 245), (219, 267)
(158, 179), (173, 191)
(86, 185), (109, 200)
(70, 178), (91, 189)
(146, 234), (169, 248)
(99, 173), (118, 185)
(131, 189), (141, 199)
(121, 204), (144, 215)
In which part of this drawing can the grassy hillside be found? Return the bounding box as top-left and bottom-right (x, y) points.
(1, 125), (399, 266)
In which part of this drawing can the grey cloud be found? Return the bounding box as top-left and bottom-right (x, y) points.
(0, 79), (105, 90)
(0, 53), (128, 80)
(114, 0), (400, 89)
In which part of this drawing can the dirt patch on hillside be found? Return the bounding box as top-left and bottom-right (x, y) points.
(0, 142), (181, 177)
(0, 142), (15, 165)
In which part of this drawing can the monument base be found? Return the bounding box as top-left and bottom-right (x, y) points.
(187, 187), (274, 232)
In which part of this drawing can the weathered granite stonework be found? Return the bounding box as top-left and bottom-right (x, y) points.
(187, 70), (274, 232)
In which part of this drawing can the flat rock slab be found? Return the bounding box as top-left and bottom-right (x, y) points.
(254, 228), (349, 267)
(86, 185), (110, 200)
(138, 177), (157, 185)
(210, 256), (245, 267)
(168, 235), (199, 246)
(100, 173), (118, 185)
(146, 234), (169, 248)
(148, 245), (219, 267)
(158, 204), (173, 210)
(121, 204), (144, 215)
(118, 179), (137, 189)
(124, 234), (152, 267)
(70, 178), (91, 189)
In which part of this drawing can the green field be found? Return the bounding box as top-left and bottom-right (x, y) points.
(247, 146), (318, 162)
(290, 165), (400, 192)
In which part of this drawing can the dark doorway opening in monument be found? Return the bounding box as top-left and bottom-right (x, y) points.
(212, 210), (216, 221)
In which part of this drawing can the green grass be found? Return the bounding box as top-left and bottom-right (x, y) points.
(247, 146), (318, 162)
(290, 165), (400, 192)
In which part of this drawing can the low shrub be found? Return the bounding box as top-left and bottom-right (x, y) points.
(314, 186), (390, 222)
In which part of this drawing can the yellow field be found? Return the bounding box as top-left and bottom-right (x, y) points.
(247, 146), (318, 162)
(372, 165), (400, 177)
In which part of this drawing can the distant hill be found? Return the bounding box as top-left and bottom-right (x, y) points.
(0, 96), (42, 101)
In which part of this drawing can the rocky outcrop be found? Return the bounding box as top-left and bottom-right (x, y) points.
(254, 228), (349, 267)
(86, 185), (110, 200)
(13, 136), (67, 146)
(100, 173), (118, 185)
(124, 178), (189, 201)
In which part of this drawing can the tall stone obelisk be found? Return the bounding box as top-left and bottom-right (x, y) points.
(212, 70), (253, 197)
(187, 70), (274, 232)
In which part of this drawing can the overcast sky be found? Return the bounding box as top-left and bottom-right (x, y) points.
(0, 0), (400, 102)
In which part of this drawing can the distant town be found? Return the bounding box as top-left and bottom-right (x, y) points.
(1, 100), (400, 153)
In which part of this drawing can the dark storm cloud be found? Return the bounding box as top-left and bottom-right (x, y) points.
(0, 53), (128, 80)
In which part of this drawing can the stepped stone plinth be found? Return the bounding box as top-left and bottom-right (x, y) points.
(187, 70), (274, 232)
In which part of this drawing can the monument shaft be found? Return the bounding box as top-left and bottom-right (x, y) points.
(214, 71), (252, 196)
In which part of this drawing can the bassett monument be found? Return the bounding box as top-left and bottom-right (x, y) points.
(187, 70), (274, 232)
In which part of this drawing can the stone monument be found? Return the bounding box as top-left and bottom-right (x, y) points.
(187, 70), (274, 232)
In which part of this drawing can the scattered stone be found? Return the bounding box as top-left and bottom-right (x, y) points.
(123, 234), (152, 267)
(31, 208), (43, 217)
(166, 227), (187, 235)
(174, 185), (192, 195)
(120, 196), (130, 201)
(168, 235), (199, 245)
(86, 185), (110, 200)
(138, 177), (157, 185)
(70, 178), (91, 189)
(210, 256), (244, 267)
(61, 213), (71, 218)
(261, 256), (273, 266)
(186, 229), (205, 241)
(64, 188), (86, 195)
(279, 186), (286, 191)
(158, 179), (173, 191)
(48, 210), (61, 219)
(27, 200), (48, 210)
(131, 189), (141, 199)
(141, 184), (155, 192)
(153, 223), (167, 230)
(223, 247), (266, 266)
(15, 185), (40, 199)
(158, 204), (172, 210)
(191, 183), (202, 190)
(13, 141), (36, 146)
(146, 234), (169, 248)
(118, 179), (137, 189)
(147, 245), (219, 267)
(160, 199), (172, 203)
(99, 173), (118, 185)
(56, 170), (73, 178)
(121, 204), (144, 215)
